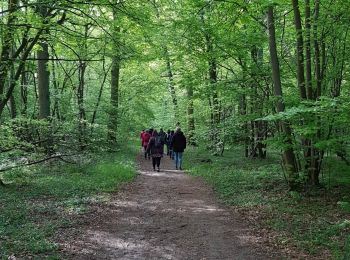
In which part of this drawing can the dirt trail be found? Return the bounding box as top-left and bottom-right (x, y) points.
(59, 152), (273, 259)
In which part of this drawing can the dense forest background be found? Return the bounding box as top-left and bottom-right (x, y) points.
(0, 0), (349, 258)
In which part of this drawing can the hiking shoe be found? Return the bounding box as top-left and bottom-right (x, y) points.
(157, 167), (160, 172)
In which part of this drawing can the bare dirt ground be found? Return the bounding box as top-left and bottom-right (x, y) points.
(58, 152), (275, 259)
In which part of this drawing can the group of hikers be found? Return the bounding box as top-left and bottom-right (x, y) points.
(140, 128), (187, 172)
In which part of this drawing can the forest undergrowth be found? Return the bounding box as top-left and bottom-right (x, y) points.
(0, 145), (137, 259)
(186, 146), (350, 259)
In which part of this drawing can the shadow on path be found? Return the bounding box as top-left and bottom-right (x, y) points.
(58, 151), (272, 259)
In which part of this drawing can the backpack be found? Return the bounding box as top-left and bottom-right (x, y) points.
(160, 132), (166, 143)
(154, 136), (162, 148)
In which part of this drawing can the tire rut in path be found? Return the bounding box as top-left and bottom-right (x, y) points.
(60, 152), (272, 259)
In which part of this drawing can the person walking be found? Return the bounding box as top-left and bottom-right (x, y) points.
(165, 130), (171, 155)
(140, 129), (145, 147)
(142, 130), (151, 159)
(168, 130), (175, 159)
(171, 128), (187, 170)
(147, 130), (165, 172)
(159, 128), (167, 154)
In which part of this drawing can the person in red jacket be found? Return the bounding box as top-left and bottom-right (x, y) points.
(140, 129), (145, 147)
(142, 130), (151, 159)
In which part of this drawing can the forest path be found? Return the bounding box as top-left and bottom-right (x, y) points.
(59, 151), (273, 259)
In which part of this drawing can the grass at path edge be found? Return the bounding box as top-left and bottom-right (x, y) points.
(185, 146), (350, 259)
(0, 144), (138, 259)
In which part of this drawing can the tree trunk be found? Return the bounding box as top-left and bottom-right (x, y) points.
(313, 0), (322, 98)
(187, 85), (195, 145)
(164, 47), (179, 121)
(291, 0), (307, 99)
(0, 30), (44, 118)
(9, 54), (17, 119)
(304, 0), (313, 100)
(51, 52), (60, 120)
(37, 41), (50, 119)
(91, 60), (110, 126)
(107, 4), (121, 144)
(267, 5), (299, 190)
(21, 66), (28, 115)
(151, 0), (179, 122)
(77, 24), (89, 150)
(0, 0), (18, 111)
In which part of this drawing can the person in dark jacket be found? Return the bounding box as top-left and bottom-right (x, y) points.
(168, 130), (175, 159)
(159, 128), (167, 153)
(171, 128), (187, 170)
(146, 130), (164, 172)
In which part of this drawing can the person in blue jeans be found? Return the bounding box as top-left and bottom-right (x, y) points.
(171, 128), (187, 170)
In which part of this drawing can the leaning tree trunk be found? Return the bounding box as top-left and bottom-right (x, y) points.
(267, 5), (299, 190)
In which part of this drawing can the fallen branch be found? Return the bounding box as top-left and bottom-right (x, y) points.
(0, 154), (78, 172)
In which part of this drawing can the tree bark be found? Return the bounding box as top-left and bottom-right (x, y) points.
(164, 47), (179, 121)
(0, 29), (44, 118)
(304, 0), (313, 100)
(291, 0), (307, 99)
(37, 41), (50, 119)
(313, 0), (322, 98)
(77, 24), (89, 150)
(187, 85), (195, 145)
(107, 3), (121, 144)
(91, 60), (111, 126)
(0, 0), (18, 109)
(37, 5), (50, 120)
(267, 5), (299, 189)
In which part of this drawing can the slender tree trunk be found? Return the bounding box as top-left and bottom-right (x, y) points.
(164, 47), (179, 121)
(187, 85), (195, 145)
(200, 8), (220, 153)
(0, 8), (65, 119)
(91, 60), (110, 126)
(207, 43), (220, 153)
(313, 0), (322, 98)
(21, 68), (28, 115)
(0, 0), (18, 112)
(77, 24), (89, 150)
(292, 0), (307, 99)
(267, 5), (299, 190)
(51, 52), (60, 119)
(9, 47), (17, 119)
(151, 0), (179, 122)
(304, 0), (313, 100)
(239, 85), (249, 157)
(107, 4), (121, 144)
(0, 30), (44, 118)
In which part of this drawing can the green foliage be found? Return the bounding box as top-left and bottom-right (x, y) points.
(186, 145), (350, 258)
(0, 147), (137, 259)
